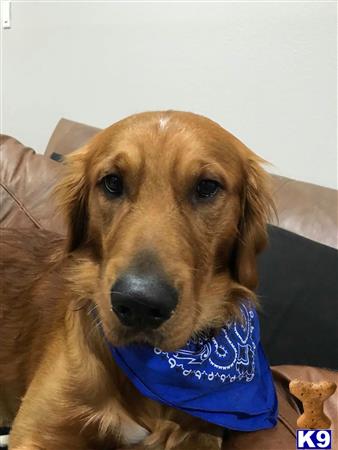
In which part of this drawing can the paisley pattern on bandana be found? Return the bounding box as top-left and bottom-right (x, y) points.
(154, 304), (255, 383)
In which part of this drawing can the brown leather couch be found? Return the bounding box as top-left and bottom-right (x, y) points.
(1, 120), (337, 450)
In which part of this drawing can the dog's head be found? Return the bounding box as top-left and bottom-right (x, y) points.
(56, 111), (273, 350)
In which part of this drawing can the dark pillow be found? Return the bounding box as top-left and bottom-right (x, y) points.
(257, 225), (338, 370)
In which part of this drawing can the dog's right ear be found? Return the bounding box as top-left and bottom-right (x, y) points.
(54, 146), (89, 252)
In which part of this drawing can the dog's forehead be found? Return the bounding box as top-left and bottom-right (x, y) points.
(99, 113), (211, 154)
(89, 112), (245, 183)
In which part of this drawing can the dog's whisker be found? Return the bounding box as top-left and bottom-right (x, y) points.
(88, 315), (104, 339)
(71, 297), (92, 312)
(87, 303), (98, 315)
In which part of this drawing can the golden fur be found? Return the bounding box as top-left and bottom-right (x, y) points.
(0, 111), (273, 449)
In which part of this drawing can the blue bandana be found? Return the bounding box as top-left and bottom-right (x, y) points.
(109, 303), (278, 431)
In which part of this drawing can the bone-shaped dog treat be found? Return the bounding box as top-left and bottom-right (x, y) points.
(289, 379), (337, 429)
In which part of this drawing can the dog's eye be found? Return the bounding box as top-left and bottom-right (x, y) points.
(102, 174), (123, 196)
(196, 179), (220, 199)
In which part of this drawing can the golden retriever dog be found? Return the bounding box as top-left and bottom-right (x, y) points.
(0, 111), (273, 450)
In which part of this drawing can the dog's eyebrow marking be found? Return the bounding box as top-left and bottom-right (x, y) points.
(159, 116), (170, 130)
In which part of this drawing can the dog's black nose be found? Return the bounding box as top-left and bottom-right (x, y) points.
(111, 273), (178, 329)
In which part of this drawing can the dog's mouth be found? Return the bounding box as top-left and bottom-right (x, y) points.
(103, 322), (169, 349)
(83, 296), (181, 351)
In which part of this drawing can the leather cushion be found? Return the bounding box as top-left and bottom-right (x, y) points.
(45, 118), (100, 157)
(270, 175), (338, 250)
(0, 135), (66, 234)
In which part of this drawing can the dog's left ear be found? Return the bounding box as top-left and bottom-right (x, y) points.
(233, 151), (274, 290)
(54, 146), (90, 252)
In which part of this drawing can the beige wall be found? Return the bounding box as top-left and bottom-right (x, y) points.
(2, 1), (337, 188)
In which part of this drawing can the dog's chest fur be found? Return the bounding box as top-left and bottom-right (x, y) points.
(81, 402), (149, 447)
(120, 418), (150, 445)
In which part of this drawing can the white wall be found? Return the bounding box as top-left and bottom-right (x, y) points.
(2, 1), (337, 189)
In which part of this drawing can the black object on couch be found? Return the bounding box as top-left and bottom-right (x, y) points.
(258, 224), (338, 370)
